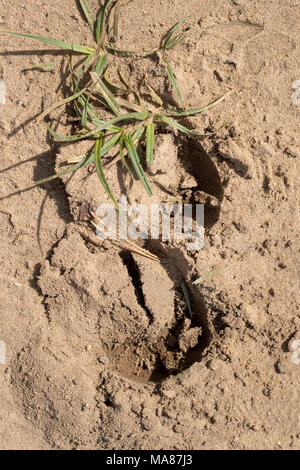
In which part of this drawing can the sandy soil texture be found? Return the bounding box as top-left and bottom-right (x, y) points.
(0, 0), (299, 450)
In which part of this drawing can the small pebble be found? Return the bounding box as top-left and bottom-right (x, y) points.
(99, 356), (109, 365)
(208, 359), (223, 371)
(0, 80), (6, 105)
(276, 358), (290, 374)
(0, 340), (6, 365)
(288, 332), (300, 352)
(86, 344), (92, 352)
(161, 389), (175, 399)
(241, 303), (266, 330)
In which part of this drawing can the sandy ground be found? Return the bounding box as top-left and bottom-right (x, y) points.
(0, 0), (299, 450)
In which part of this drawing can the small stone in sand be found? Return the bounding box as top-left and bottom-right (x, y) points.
(0, 80), (6, 105)
(99, 356), (109, 365)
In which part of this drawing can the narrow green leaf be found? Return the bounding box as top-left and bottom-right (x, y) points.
(79, 0), (96, 34)
(106, 43), (136, 56)
(45, 123), (93, 142)
(164, 90), (234, 117)
(68, 132), (122, 165)
(124, 134), (152, 197)
(193, 267), (222, 285)
(181, 280), (193, 318)
(119, 134), (134, 177)
(81, 89), (93, 126)
(166, 61), (184, 109)
(94, 54), (108, 76)
(113, 0), (133, 39)
(2, 31), (95, 54)
(156, 115), (214, 137)
(95, 0), (114, 43)
(91, 71), (120, 115)
(113, 0), (121, 39)
(162, 16), (191, 50)
(114, 98), (142, 113)
(94, 137), (119, 209)
(35, 132), (122, 184)
(104, 71), (130, 95)
(166, 32), (187, 50)
(74, 54), (95, 93)
(102, 131), (123, 155)
(132, 125), (145, 142)
(46, 108), (148, 142)
(91, 109), (147, 133)
(36, 86), (89, 122)
(146, 123), (155, 164)
(77, 94), (98, 122)
(28, 62), (55, 72)
(34, 152), (93, 185)
(146, 84), (163, 107)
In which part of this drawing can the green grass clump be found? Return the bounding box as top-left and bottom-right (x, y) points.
(1, 0), (233, 208)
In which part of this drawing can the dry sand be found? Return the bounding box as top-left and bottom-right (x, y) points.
(0, 0), (299, 450)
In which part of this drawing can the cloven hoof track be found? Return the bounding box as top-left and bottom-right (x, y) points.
(105, 138), (224, 383)
(33, 138), (224, 386)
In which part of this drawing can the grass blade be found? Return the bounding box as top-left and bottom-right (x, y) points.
(166, 32), (187, 50)
(77, 94), (99, 122)
(113, 0), (121, 39)
(166, 61), (184, 109)
(94, 54), (108, 76)
(124, 133), (152, 197)
(162, 16), (191, 50)
(146, 84), (163, 107)
(81, 90), (93, 126)
(84, 131), (122, 163)
(36, 86), (88, 122)
(104, 71), (131, 95)
(95, 0), (114, 43)
(90, 109), (148, 133)
(132, 125), (145, 142)
(114, 98), (142, 112)
(28, 62), (55, 72)
(34, 152), (93, 185)
(146, 122), (155, 164)
(181, 280), (193, 318)
(79, 0), (96, 34)
(106, 43), (136, 56)
(73, 54), (95, 93)
(111, 0), (134, 39)
(156, 115), (214, 137)
(45, 123), (94, 142)
(90, 71), (120, 115)
(94, 137), (119, 209)
(193, 267), (222, 285)
(102, 131), (123, 155)
(46, 108), (148, 142)
(64, 133), (122, 164)
(119, 134), (134, 177)
(2, 31), (95, 54)
(164, 90), (234, 117)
